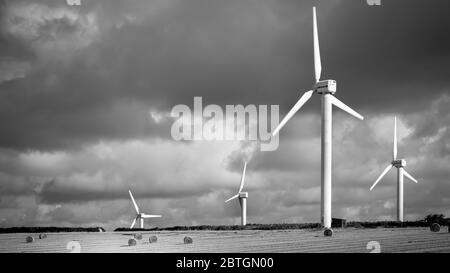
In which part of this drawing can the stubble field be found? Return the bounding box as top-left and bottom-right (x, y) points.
(0, 227), (449, 253)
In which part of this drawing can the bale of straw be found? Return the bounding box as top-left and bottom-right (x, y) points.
(128, 238), (137, 246)
(430, 223), (441, 232)
(26, 236), (34, 243)
(184, 236), (193, 244)
(39, 234), (47, 239)
(134, 233), (143, 240)
(149, 236), (157, 243)
(324, 228), (333, 237)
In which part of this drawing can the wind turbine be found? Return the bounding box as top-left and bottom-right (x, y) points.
(128, 190), (162, 229)
(225, 162), (248, 226)
(272, 7), (364, 234)
(369, 117), (418, 222)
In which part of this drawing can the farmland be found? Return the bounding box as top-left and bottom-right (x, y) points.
(0, 227), (449, 253)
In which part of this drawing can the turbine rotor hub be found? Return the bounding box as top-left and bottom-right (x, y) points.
(314, 79), (336, 95)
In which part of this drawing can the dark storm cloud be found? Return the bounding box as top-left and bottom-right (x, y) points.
(321, 0), (450, 113)
(38, 177), (209, 204)
(1, 0), (449, 150)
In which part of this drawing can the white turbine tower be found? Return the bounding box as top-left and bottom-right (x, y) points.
(272, 7), (364, 234)
(370, 117), (418, 222)
(128, 190), (162, 229)
(225, 162), (248, 226)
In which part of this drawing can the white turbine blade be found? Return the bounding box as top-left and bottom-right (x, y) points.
(313, 7), (322, 82)
(237, 161), (247, 193)
(330, 96), (364, 120)
(272, 90), (314, 136)
(393, 116), (397, 160)
(403, 169), (418, 183)
(128, 190), (140, 214)
(130, 217), (137, 229)
(142, 214), (162, 218)
(225, 194), (239, 203)
(370, 164), (393, 191)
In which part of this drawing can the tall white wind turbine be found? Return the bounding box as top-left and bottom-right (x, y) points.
(128, 190), (162, 229)
(225, 162), (248, 226)
(370, 117), (418, 222)
(272, 7), (364, 234)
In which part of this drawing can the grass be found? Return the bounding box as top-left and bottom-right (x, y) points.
(0, 227), (105, 234)
(2, 219), (447, 233)
(115, 223), (322, 232)
(114, 220), (446, 232)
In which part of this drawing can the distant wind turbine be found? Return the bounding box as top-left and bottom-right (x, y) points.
(128, 190), (162, 229)
(225, 162), (248, 226)
(370, 117), (418, 222)
(272, 7), (364, 234)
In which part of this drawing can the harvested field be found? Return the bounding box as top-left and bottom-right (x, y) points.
(0, 227), (449, 253)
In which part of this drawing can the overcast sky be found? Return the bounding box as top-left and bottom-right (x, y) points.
(0, 0), (449, 230)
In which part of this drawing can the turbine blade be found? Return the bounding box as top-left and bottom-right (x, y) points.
(128, 190), (140, 214)
(142, 214), (162, 218)
(130, 218), (137, 229)
(272, 90), (314, 136)
(370, 164), (393, 191)
(393, 116), (397, 160)
(313, 7), (322, 82)
(403, 169), (418, 183)
(330, 96), (364, 120)
(225, 194), (239, 203)
(238, 161), (247, 193)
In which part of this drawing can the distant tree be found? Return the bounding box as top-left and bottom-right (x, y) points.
(424, 214), (446, 225)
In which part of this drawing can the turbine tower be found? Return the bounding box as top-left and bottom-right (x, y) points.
(370, 117), (418, 222)
(128, 190), (162, 229)
(225, 162), (248, 226)
(272, 7), (364, 234)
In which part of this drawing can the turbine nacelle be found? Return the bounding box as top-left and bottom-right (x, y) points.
(392, 159), (406, 168)
(239, 192), (248, 198)
(314, 79), (336, 95)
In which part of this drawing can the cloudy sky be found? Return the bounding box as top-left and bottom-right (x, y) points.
(0, 0), (449, 230)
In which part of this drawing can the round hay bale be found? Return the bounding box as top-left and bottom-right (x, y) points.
(128, 238), (137, 246)
(324, 228), (333, 237)
(39, 234), (47, 239)
(149, 236), (157, 243)
(26, 236), (34, 243)
(184, 236), (193, 244)
(134, 233), (143, 240)
(430, 223), (440, 232)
